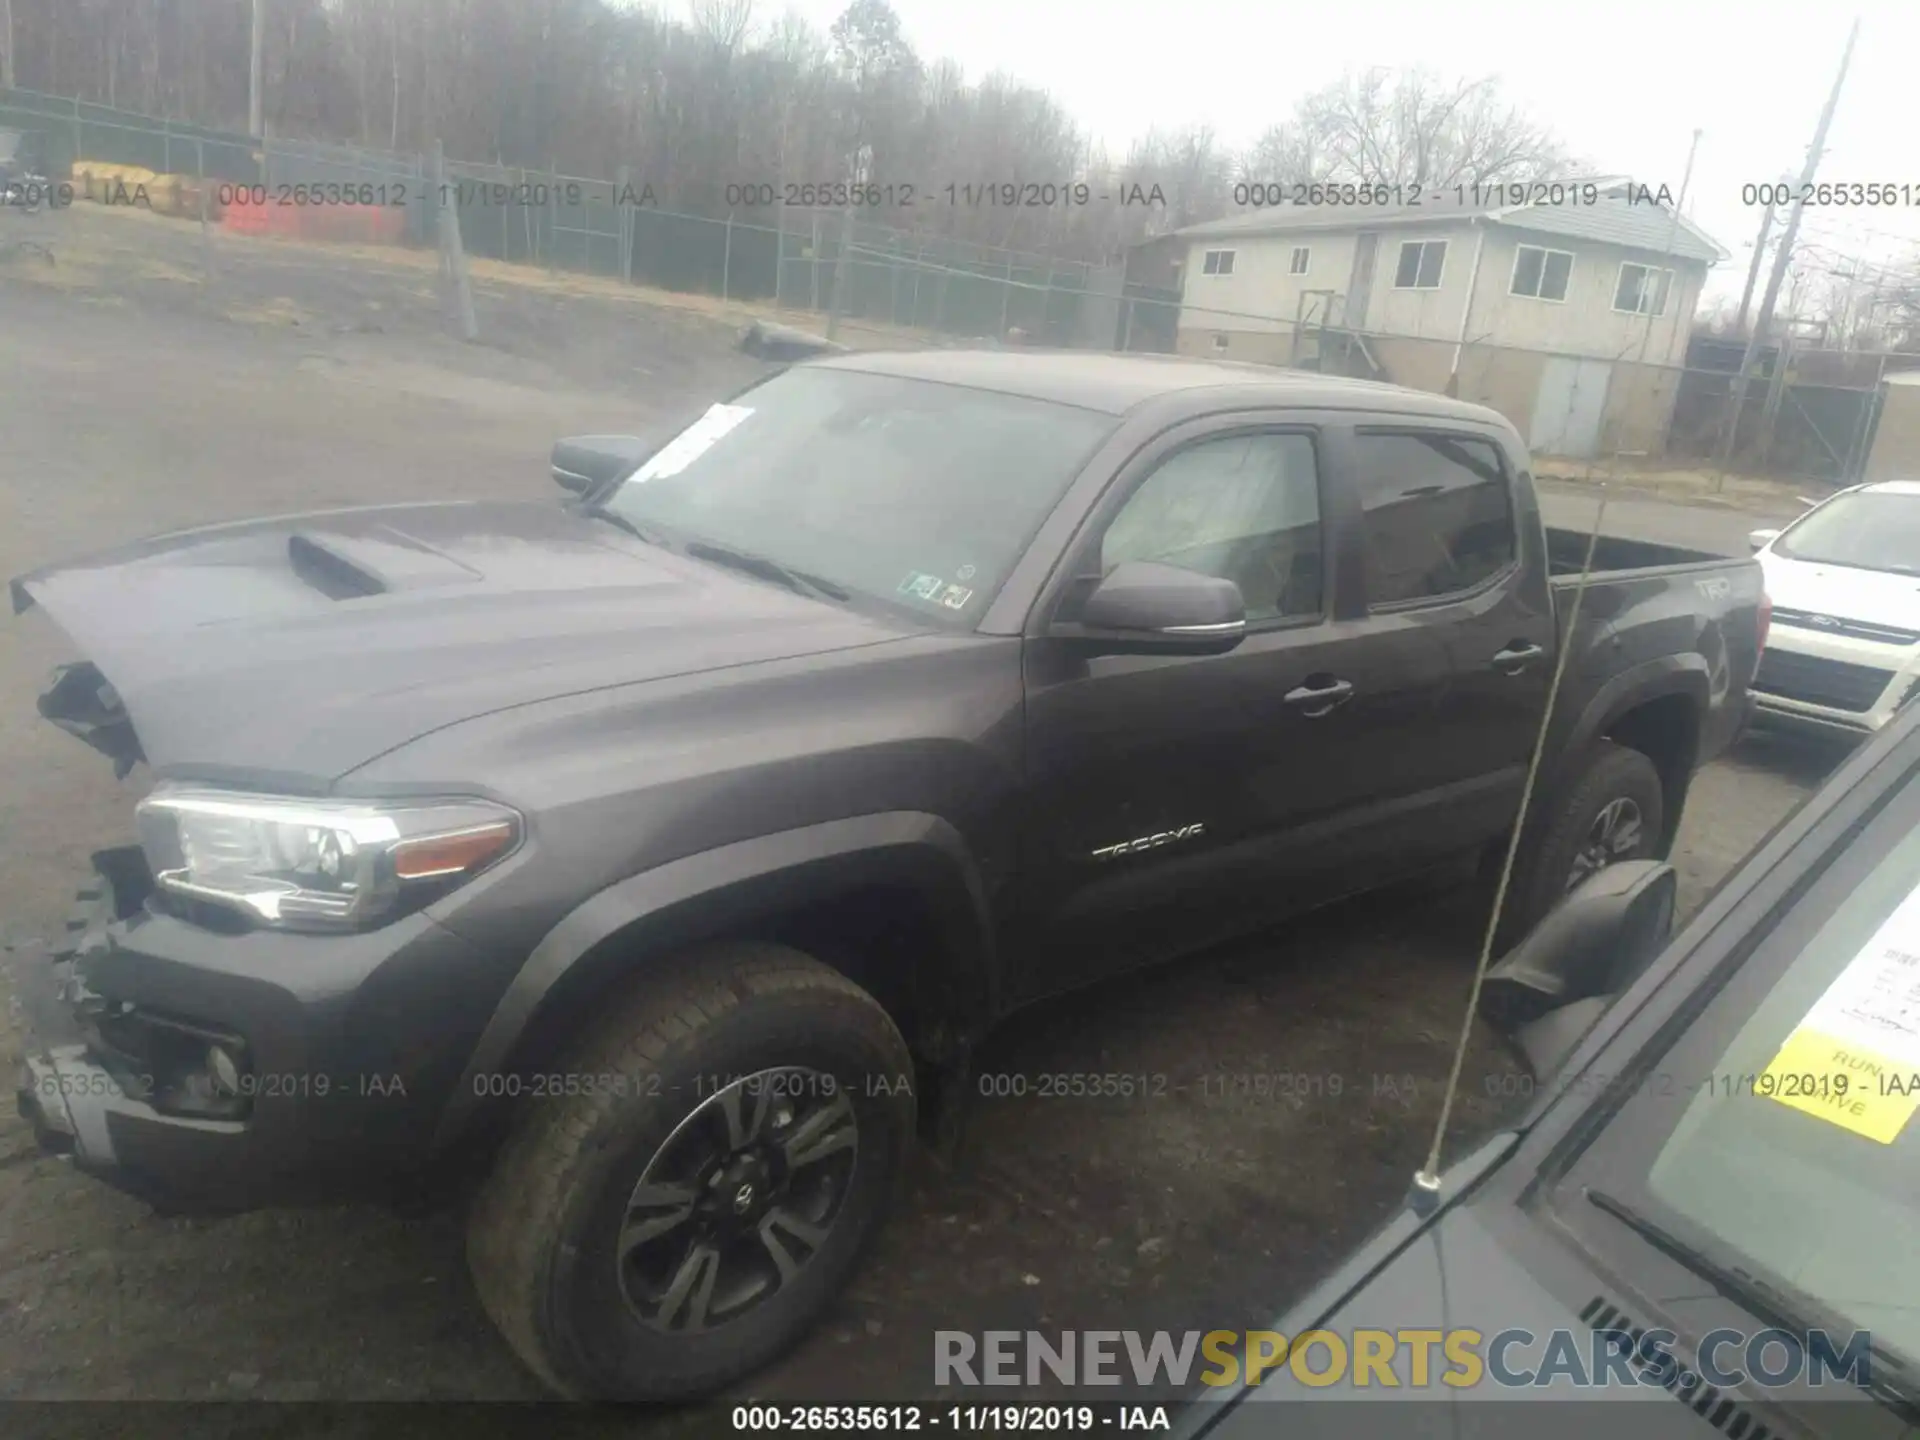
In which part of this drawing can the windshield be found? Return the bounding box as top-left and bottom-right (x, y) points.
(1774, 489), (1920, 576)
(597, 366), (1114, 625)
(1564, 757), (1920, 1368)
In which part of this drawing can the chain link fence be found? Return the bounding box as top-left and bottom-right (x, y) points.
(0, 85), (1168, 353)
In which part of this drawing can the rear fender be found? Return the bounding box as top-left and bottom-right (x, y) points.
(431, 811), (995, 1154)
(1544, 655), (1708, 849)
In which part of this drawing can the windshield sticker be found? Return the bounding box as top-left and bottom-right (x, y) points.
(1757, 885), (1920, 1143)
(629, 403), (754, 483)
(895, 572), (976, 610)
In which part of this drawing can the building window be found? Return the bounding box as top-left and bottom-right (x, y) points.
(1510, 244), (1574, 301)
(1212, 334), (1229, 352)
(1393, 239), (1447, 290)
(1289, 246), (1311, 276)
(1614, 263), (1674, 316)
(1201, 249), (1236, 277)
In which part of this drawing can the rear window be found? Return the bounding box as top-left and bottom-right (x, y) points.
(1350, 432), (1516, 605)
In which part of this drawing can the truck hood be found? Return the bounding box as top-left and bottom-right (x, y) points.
(1759, 550), (1920, 633)
(11, 499), (905, 786)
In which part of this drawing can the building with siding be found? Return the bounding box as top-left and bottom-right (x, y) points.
(1165, 180), (1728, 459)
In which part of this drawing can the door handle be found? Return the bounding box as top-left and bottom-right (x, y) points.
(1492, 642), (1545, 675)
(1283, 677), (1354, 716)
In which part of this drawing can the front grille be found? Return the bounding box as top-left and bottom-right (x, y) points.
(1770, 607), (1920, 647)
(1754, 649), (1896, 713)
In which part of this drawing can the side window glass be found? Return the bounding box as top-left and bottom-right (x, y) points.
(1350, 433), (1515, 605)
(1099, 433), (1322, 622)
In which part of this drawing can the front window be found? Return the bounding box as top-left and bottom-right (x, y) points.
(1559, 758), (1920, 1374)
(1202, 249), (1236, 277)
(1774, 488), (1920, 577)
(1614, 262), (1674, 316)
(1510, 244), (1573, 301)
(1394, 239), (1447, 289)
(595, 366), (1115, 625)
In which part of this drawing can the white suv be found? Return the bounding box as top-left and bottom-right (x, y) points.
(1749, 479), (1920, 737)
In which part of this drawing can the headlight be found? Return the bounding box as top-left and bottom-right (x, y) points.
(134, 787), (520, 932)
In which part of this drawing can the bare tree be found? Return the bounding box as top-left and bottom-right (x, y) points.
(1280, 69), (1572, 189)
(687, 0), (753, 54)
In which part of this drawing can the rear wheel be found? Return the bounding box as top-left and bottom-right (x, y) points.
(1497, 741), (1665, 949)
(466, 941), (915, 1401)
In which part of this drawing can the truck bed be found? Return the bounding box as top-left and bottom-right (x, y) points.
(1544, 527), (1734, 579)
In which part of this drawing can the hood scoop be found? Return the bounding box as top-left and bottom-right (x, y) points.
(288, 526), (483, 600)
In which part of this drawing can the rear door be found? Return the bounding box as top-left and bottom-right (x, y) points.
(1342, 423), (1555, 844)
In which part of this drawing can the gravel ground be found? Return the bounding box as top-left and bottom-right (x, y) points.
(0, 204), (1845, 1424)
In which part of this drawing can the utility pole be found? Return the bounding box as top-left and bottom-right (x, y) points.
(1718, 16), (1861, 471)
(249, 0), (266, 139)
(1734, 176), (1790, 335)
(1, 0), (15, 90)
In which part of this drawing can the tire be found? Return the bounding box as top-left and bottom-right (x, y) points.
(466, 941), (916, 1401)
(1496, 741), (1665, 950)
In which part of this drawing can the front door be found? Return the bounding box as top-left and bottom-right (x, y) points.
(1012, 418), (1455, 1003)
(1346, 233), (1380, 329)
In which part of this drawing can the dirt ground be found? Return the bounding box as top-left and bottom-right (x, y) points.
(0, 203), (1844, 1422)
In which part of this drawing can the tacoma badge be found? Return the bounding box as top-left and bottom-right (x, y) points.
(1090, 823), (1206, 861)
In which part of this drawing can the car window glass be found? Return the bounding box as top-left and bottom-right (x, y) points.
(1351, 433), (1514, 605)
(1100, 433), (1321, 622)
(1561, 767), (1920, 1368)
(603, 367), (1115, 625)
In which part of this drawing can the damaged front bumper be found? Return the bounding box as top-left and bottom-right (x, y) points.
(9, 850), (506, 1213)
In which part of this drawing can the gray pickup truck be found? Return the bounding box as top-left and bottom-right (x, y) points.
(10, 351), (1765, 1402)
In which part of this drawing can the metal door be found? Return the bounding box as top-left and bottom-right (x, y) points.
(1529, 357), (1613, 459)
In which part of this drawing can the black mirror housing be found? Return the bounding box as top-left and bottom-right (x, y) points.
(1480, 860), (1677, 1074)
(1057, 561), (1248, 656)
(551, 435), (652, 495)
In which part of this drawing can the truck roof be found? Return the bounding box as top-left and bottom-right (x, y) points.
(811, 347), (1514, 426)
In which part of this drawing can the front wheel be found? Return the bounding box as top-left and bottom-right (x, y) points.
(1497, 740), (1665, 950)
(466, 941), (916, 1401)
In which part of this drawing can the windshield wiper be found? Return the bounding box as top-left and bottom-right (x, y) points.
(1585, 1187), (1918, 1414)
(583, 504), (672, 550)
(682, 540), (850, 603)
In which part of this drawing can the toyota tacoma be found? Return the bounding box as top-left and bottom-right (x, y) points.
(10, 350), (1766, 1401)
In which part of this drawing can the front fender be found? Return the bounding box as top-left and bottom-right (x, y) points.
(431, 811), (995, 1154)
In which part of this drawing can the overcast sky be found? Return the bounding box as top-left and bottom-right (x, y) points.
(752, 0), (1919, 303)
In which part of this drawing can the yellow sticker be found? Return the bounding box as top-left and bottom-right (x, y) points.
(1758, 1027), (1920, 1143)
(1758, 887), (1920, 1144)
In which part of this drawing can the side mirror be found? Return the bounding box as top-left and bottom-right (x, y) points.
(551, 435), (653, 495)
(1480, 860), (1677, 1078)
(1060, 561), (1247, 656)
(1748, 528), (1780, 553)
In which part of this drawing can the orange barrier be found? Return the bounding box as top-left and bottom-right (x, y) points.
(219, 195), (406, 245)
